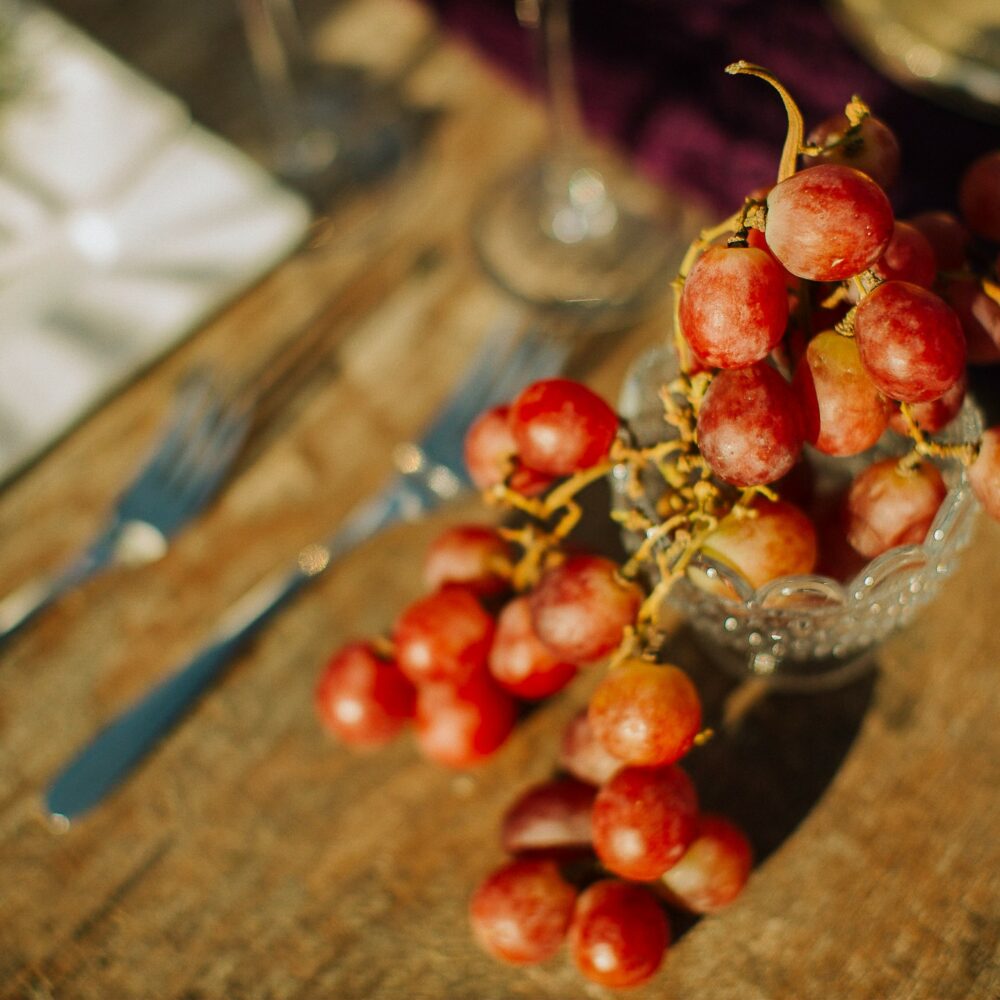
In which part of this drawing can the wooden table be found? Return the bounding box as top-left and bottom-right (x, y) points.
(1, 1), (998, 997)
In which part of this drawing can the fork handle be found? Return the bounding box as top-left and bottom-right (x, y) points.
(0, 534), (118, 645)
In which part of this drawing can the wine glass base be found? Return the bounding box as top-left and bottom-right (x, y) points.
(472, 157), (682, 330)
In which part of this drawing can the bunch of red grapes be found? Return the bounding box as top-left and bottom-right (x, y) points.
(314, 64), (1000, 989)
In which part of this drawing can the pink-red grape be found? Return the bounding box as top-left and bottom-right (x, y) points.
(908, 210), (970, 272)
(958, 150), (1000, 241)
(888, 372), (966, 436)
(693, 496), (818, 597)
(469, 858), (577, 965)
(394, 586), (495, 686)
(464, 404), (516, 491)
(793, 330), (891, 456)
(697, 362), (804, 486)
(501, 777), (596, 855)
(509, 378), (618, 478)
(942, 277), (1000, 364)
(587, 660), (702, 767)
(529, 555), (641, 664)
(414, 672), (516, 768)
(868, 221), (936, 289)
(487, 595), (578, 700)
(423, 524), (511, 597)
(679, 245), (789, 369)
(592, 765), (698, 880)
(660, 814), (753, 914)
(854, 281), (966, 403)
(558, 709), (625, 786)
(568, 880), (669, 988)
(805, 112), (901, 189)
(765, 164), (894, 281)
(844, 457), (947, 559)
(968, 427), (1000, 522)
(314, 642), (416, 748)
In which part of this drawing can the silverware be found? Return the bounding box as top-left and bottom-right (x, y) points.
(44, 320), (571, 826)
(0, 371), (251, 645)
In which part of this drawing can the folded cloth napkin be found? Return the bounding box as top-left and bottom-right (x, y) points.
(425, 0), (1000, 216)
(0, 3), (310, 485)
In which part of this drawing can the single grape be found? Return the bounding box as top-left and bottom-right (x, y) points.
(792, 330), (891, 456)
(867, 221), (936, 290)
(968, 427), (1000, 522)
(660, 814), (753, 914)
(765, 163), (894, 281)
(697, 362), (803, 486)
(488, 595), (578, 700)
(568, 880), (670, 988)
(691, 496), (818, 597)
(509, 378), (619, 478)
(908, 211), (970, 272)
(958, 150), (1000, 241)
(464, 404), (516, 491)
(314, 642), (416, 748)
(394, 586), (495, 686)
(414, 672), (516, 768)
(501, 777), (596, 856)
(469, 858), (577, 965)
(942, 277), (1000, 365)
(558, 709), (625, 786)
(423, 524), (512, 597)
(592, 765), (698, 880)
(587, 660), (702, 767)
(805, 111), (901, 189)
(679, 245), (789, 369)
(529, 555), (641, 664)
(844, 457), (947, 559)
(888, 373), (966, 436)
(854, 281), (966, 404)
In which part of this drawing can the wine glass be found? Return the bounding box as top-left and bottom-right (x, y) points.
(472, 0), (682, 330)
(236, 0), (430, 202)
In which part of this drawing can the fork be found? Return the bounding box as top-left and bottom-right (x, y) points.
(0, 371), (251, 645)
(44, 319), (571, 824)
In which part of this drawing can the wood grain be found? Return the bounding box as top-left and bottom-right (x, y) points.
(1, 2), (997, 998)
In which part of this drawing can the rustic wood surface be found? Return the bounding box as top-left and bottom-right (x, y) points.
(1, 1), (998, 998)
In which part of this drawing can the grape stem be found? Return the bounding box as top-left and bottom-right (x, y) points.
(725, 61), (804, 183)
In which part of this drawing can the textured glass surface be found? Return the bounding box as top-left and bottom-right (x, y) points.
(616, 345), (983, 690)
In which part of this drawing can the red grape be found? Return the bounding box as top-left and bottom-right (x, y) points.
(844, 457), (947, 559)
(423, 524), (512, 597)
(568, 880), (669, 988)
(697, 362), (803, 486)
(888, 372), (966, 436)
(854, 281), (966, 403)
(793, 330), (891, 456)
(469, 858), (577, 965)
(488, 595), (578, 699)
(805, 112), (901, 189)
(765, 164), (894, 281)
(693, 496), (818, 596)
(908, 211), (970, 272)
(558, 709), (625, 786)
(464, 404), (516, 491)
(501, 777), (596, 855)
(414, 672), (516, 768)
(968, 427), (1000, 522)
(958, 150), (1000, 241)
(394, 586), (494, 686)
(942, 277), (1000, 365)
(679, 245), (789, 369)
(868, 221), (937, 289)
(529, 555), (641, 664)
(592, 765), (698, 880)
(660, 814), (753, 914)
(314, 642), (416, 748)
(587, 660), (702, 767)
(509, 378), (618, 478)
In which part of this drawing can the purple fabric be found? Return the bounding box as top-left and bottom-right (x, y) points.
(424, 0), (999, 216)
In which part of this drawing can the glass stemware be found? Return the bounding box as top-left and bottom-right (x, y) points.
(472, 0), (683, 330)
